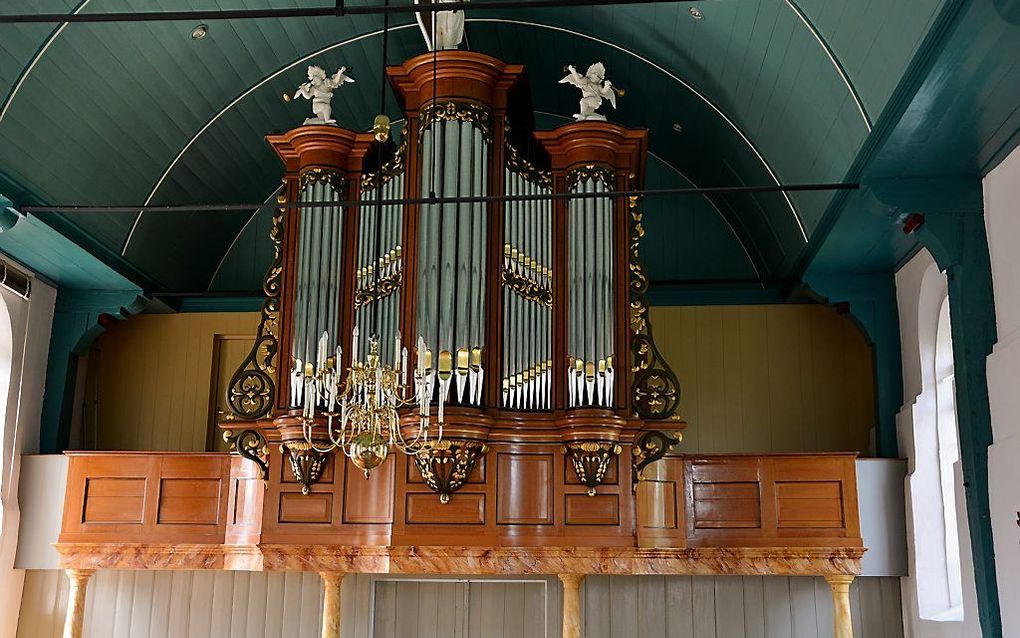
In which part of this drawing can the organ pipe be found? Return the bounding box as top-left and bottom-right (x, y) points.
(567, 176), (614, 409)
(417, 118), (489, 407)
(290, 176), (345, 409)
(501, 162), (553, 410)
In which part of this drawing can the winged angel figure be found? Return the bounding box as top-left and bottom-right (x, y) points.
(291, 65), (355, 125)
(559, 62), (618, 121)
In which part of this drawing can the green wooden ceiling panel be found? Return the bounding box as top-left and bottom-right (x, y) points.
(0, 0), (965, 292)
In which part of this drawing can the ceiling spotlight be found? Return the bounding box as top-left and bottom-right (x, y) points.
(672, 123), (683, 133)
(191, 24), (208, 40)
(689, 6), (704, 19)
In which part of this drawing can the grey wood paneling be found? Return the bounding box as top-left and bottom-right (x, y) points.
(17, 572), (902, 638)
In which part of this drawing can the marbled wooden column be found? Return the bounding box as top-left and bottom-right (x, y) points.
(558, 574), (585, 638)
(62, 569), (94, 638)
(825, 574), (855, 638)
(320, 572), (345, 638)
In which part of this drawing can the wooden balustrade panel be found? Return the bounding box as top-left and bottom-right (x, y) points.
(61, 451), (860, 551)
(681, 453), (862, 548)
(60, 453), (232, 544)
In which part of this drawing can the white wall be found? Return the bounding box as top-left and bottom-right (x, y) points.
(982, 143), (1020, 637)
(894, 249), (981, 637)
(0, 279), (56, 638)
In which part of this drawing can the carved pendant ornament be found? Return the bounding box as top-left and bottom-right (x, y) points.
(284, 442), (328, 495)
(414, 440), (489, 504)
(564, 441), (622, 496)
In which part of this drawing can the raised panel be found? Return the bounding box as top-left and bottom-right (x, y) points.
(157, 478), (221, 525)
(497, 454), (553, 525)
(279, 492), (333, 524)
(82, 478), (145, 524)
(231, 478), (261, 526)
(344, 457), (395, 524)
(564, 494), (619, 525)
(692, 482), (761, 529)
(776, 481), (845, 529)
(405, 493), (485, 525)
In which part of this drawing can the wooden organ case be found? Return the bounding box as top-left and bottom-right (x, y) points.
(54, 51), (864, 638)
(223, 51), (690, 547)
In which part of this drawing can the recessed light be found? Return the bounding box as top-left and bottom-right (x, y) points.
(672, 123), (683, 133)
(191, 24), (208, 40)
(689, 6), (703, 19)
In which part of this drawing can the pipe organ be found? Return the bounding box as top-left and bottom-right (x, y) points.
(227, 50), (683, 522)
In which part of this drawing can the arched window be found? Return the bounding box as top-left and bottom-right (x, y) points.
(931, 296), (963, 619)
(903, 257), (970, 624)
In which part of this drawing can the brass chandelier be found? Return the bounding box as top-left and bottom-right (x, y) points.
(294, 330), (445, 477)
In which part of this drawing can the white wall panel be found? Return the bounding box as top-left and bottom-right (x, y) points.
(17, 571), (902, 638)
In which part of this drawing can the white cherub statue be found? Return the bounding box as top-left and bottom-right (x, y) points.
(559, 62), (618, 121)
(433, 0), (465, 50)
(290, 65), (355, 125)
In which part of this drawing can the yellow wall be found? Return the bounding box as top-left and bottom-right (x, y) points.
(650, 304), (875, 455)
(84, 305), (874, 455)
(82, 312), (259, 452)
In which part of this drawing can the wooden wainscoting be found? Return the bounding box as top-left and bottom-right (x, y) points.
(60, 452), (238, 544)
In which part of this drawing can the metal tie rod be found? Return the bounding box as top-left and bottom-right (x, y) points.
(0, 0), (703, 24)
(21, 182), (858, 214)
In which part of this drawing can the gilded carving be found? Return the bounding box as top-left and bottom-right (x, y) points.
(299, 166), (346, 193)
(361, 137), (407, 193)
(630, 430), (680, 487)
(226, 199), (283, 420)
(414, 439), (489, 504)
(504, 123), (552, 188)
(283, 442), (328, 495)
(223, 428), (270, 481)
(418, 102), (492, 143)
(501, 268), (553, 307)
(567, 164), (615, 191)
(564, 441), (621, 496)
(627, 185), (681, 420)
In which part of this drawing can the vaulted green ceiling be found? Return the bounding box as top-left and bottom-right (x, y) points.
(0, 0), (1016, 297)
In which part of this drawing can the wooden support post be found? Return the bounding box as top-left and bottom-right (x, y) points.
(320, 571), (345, 638)
(558, 574), (585, 638)
(62, 569), (94, 638)
(825, 574), (854, 638)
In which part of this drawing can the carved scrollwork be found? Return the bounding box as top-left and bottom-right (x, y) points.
(419, 102), (493, 143)
(361, 137), (407, 193)
(283, 442), (329, 495)
(414, 440), (489, 504)
(223, 429), (270, 481)
(354, 270), (403, 308)
(631, 430), (680, 488)
(299, 166), (346, 193)
(567, 164), (615, 191)
(504, 122), (552, 189)
(628, 188), (681, 420)
(226, 199), (284, 421)
(501, 268), (553, 307)
(564, 441), (621, 496)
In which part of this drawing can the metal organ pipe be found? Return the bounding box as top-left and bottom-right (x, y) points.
(417, 118), (488, 407)
(356, 171), (404, 366)
(567, 176), (614, 409)
(291, 178), (344, 408)
(501, 158), (552, 410)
